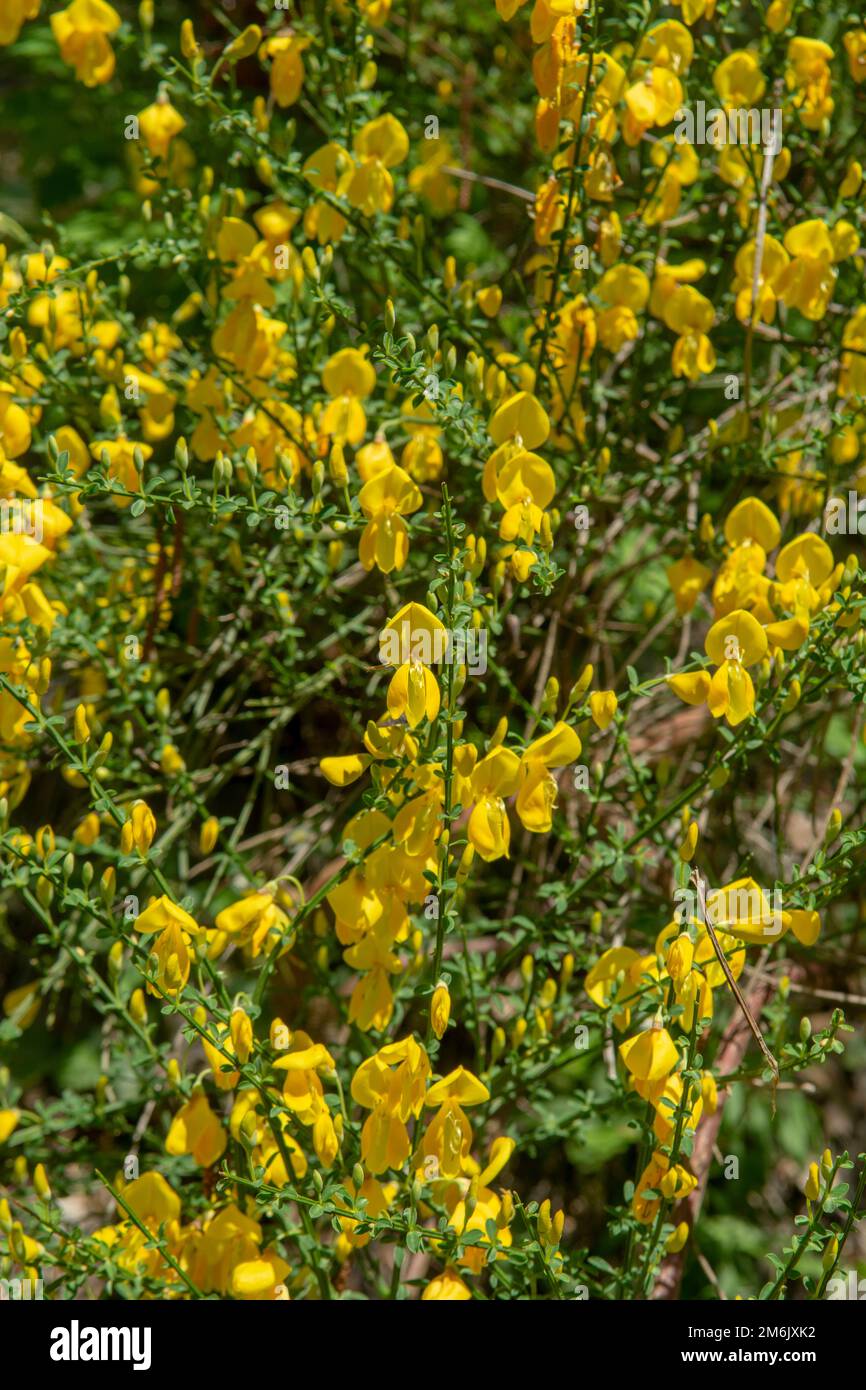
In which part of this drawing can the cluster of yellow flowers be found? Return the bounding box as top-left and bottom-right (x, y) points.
(319, 595), (594, 1025)
(586, 873), (821, 1234)
(666, 496), (849, 725)
(1, 0), (864, 1306)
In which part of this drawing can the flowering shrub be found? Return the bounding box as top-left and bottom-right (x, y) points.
(1, 0), (865, 1304)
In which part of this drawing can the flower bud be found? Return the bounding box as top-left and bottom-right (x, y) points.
(329, 443), (348, 487)
(129, 989), (147, 1025)
(678, 821), (698, 862)
(431, 982), (451, 1039)
(108, 941), (124, 980)
(73, 703), (90, 744)
(100, 866), (116, 909)
(199, 816), (219, 856)
(224, 25), (262, 63)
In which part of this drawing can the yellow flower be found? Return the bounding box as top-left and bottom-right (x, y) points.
(137, 99), (186, 159)
(619, 1026), (678, 1083)
(431, 982), (451, 1039)
(260, 34), (312, 108)
(215, 889), (290, 958)
(302, 142), (355, 243)
(321, 346), (376, 445)
(775, 220), (837, 320)
(352, 1036), (430, 1174)
(0, 1109), (21, 1143)
(0, 389), (32, 457)
(632, 1152), (669, 1223)
(705, 877), (791, 946)
(147, 920), (191, 998)
(230, 1008), (253, 1066)
(653, 1072), (703, 1144)
(422, 1268), (472, 1300)
(380, 601), (448, 666)
(134, 894), (199, 936)
(667, 555), (712, 615)
(713, 50), (766, 109)
(0, 0), (40, 47)
(702, 609), (769, 726)
(732, 235), (789, 325)
(386, 661), (440, 727)
(775, 533), (834, 589)
(584, 946), (647, 1030)
(495, 448), (556, 543)
(477, 286), (502, 317)
(320, 752), (373, 786)
(231, 1253), (291, 1300)
(166, 1093), (227, 1167)
(840, 159), (863, 200)
(515, 721), (581, 834)
(787, 909), (821, 947)
(663, 285), (715, 380)
(765, 0), (792, 32)
(488, 391), (550, 450)
(637, 18), (694, 72)
(119, 1170), (181, 1226)
(589, 690), (618, 731)
(667, 933), (694, 984)
(666, 1221), (689, 1253)
(358, 463), (422, 574)
(120, 800), (157, 855)
(50, 0), (121, 87)
(129, 988), (147, 1025)
(679, 821), (698, 862)
(707, 659), (756, 726)
(467, 746), (520, 861)
(179, 17), (199, 59)
(73, 703), (90, 743)
(90, 437), (153, 506)
(724, 497), (780, 552)
(764, 613), (809, 653)
(159, 744), (186, 777)
(421, 1067), (489, 1180)
(345, 115), (409, 215)
(223, 25), (261, 64)
(786, 39), (834, 131)
(624, 66), (683, 133)
(408, 138), (458, 215)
